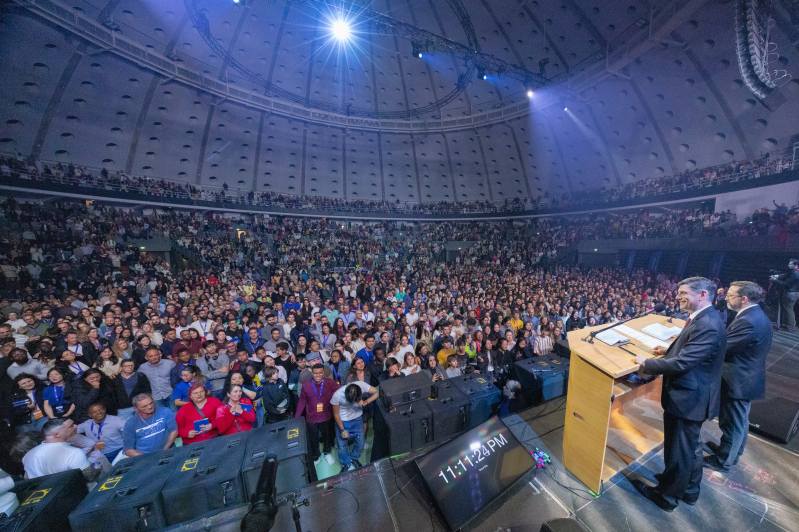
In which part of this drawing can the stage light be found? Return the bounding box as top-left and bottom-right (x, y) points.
(331, 19), (351, 41)
(564, 107), (568, 111)
(477, 66), (486, 80)
(418, 53), (423, 58)
(527, 90), (533, 98)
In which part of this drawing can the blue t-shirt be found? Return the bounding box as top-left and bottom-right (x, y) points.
(42, 384), (71, 415)
(172, 378), (212, 402)
(356, 348), (374, 364)
(122, 407), (178, 454)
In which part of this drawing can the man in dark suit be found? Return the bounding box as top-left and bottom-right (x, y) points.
(704, 281), (772, 471)
(633, 277), (727, 511)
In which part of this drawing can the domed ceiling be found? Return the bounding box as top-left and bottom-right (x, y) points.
(0, 0), (797, 202)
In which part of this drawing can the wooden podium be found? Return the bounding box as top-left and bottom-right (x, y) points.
(563, 314), (685, 494)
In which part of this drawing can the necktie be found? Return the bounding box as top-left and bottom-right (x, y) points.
(684, 317), (692, 328)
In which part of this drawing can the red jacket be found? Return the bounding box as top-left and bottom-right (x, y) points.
(176, 397), (224, 444)
(215, 398), (256, 435)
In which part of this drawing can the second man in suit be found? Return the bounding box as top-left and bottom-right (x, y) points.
(704, 281), (772, 471)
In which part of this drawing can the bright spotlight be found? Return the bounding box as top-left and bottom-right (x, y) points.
(418, 53), (423, 58)
(564, 107), (568, 111)
(331, 19), (351, 40)
(527, 90), (533, 98)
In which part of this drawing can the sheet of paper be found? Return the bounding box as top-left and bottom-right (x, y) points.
(615, 324), (670, 349)
(641, 323), (683, 341)
(595, 329), (629, 346)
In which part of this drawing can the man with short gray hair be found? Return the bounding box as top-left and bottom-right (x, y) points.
(704, 281), (772, 472)
(122, 393), (178, 457)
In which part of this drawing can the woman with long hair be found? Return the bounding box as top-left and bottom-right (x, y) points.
(219, 370), (257, 403)
(172, 366), (210, 408)
(326, 349), (350, 385)
(93, 347), (121, 377)
(425, 354), (446, 382)
(400, 351), (420, 375)
(215, 384), (256, 435)
(333, 317), (346, 339)
(175, 383), (223, 445)
(82, 328), (107, 367)
(53, 349), (89, 380)
(140, 322), (163, 346)
(42, 367), (74, 420)
(131, 335), (152, 367)
(70, 368), (117, 424)
(111, 338), (132, 362)
(8, 373), (47, 433)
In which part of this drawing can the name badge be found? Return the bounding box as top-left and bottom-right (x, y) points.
(316, 403), (324, 413)
(55, 405), (64, 414)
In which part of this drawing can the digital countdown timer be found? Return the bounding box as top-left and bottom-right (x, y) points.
(416, 417), (535, 531)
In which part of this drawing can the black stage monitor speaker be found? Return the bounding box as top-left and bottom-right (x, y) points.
(428, 381), (469, 440)
(374, 399), (433, 456)
(0, 469), (88, 532)
(69, 447), (187, 532)
(161, 432), (250, 525)
(242, 418), (314, 499)
(416, 417), (536, 532)
(749, 397), (799, 444)
(448, 374), (501, 429)
(379, 371), (433, 409)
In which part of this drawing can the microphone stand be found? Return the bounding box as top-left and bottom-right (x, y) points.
(581, 317), (630, 344)
(582, 306), (664, 344)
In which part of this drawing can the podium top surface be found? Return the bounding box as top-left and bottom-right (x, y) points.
(565, 314), (686, 379)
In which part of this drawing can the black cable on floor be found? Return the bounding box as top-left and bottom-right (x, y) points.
(324, 486), (361, 532)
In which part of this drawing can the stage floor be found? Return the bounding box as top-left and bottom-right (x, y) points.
(170, 329), (799, 532)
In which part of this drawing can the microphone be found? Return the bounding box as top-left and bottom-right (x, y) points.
(582, 303), (666, 344)
(241, 454), (279, 532)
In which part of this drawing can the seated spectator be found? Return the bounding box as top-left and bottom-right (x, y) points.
(54, 349), (89, 380)
(22, 418), (100, 483)
(111, 359), (151, 421)
(70, 369), (117, 425)
(6, 348), (48, 381)
(93, 346), (122, 377)
(378, 357), (404, 382)
(445, 354), (462, 378)
(122, 393), (178, 457)
(8, 373), (47, 433)
(326, 349), (350, 385)
(172, 366), (211, 408)
(76, 403), (126, 463)
(214, 384), (256, 435)
(175, 383), (223, 445)
(42, 367), (74, 420)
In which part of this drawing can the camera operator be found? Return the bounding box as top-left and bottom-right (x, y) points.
(771, 259), (799, 330)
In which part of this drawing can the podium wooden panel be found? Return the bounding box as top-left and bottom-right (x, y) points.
(563, 315), (684, 494)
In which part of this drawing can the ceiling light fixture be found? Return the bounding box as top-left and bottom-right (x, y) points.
(331, 19), (351, 41)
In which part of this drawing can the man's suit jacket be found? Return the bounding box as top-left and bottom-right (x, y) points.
(722, 304), (772, 400)
(644, 306), (727, 422)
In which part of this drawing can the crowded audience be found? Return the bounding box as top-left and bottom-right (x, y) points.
(0, 149), (791, 216)
(0, 187), (786, 481)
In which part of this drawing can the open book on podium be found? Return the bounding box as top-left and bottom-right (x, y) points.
(563, 314), (685, 494)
